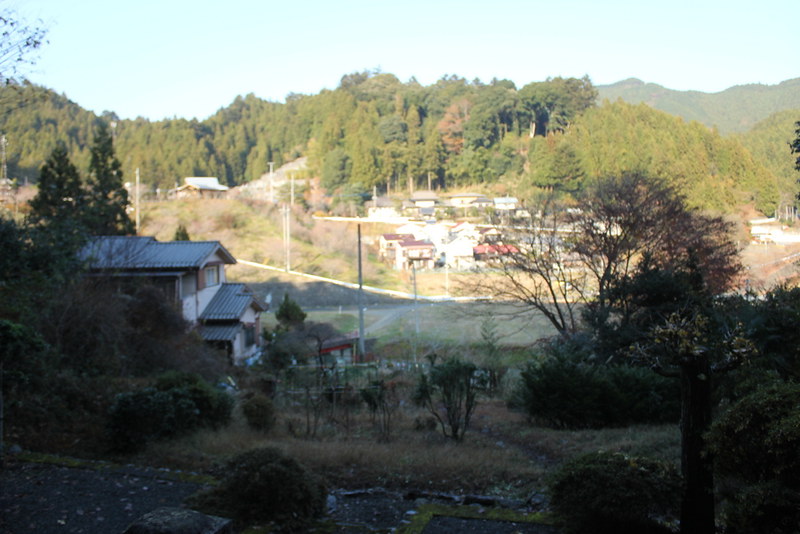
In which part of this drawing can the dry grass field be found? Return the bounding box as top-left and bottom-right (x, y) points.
(139, 398), (680, 498)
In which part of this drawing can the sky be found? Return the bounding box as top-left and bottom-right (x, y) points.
(8, 0), (799, 121)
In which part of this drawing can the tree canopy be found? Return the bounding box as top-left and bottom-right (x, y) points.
(0, 9), (47, 85)
(0, 73), (792, 215)
(476, 173), (741, 338)
(27, 122), (134, 236)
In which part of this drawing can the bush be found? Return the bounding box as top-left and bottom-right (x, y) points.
(514, 347), (679, 428)
(241, 392), (276, 432)
(718, 481), (800, 534)
(188, 447), (327, 531)
(155, 371), (233, 429)
(107, 372), (232, 452)
(413, 357), (480, 441)
(706, 382), (800, 533)
(547, 451), (680, 534)
(706, 381), (800, 485)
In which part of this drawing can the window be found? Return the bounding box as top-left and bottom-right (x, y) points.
(244, 324), (255, 347)
(204, 265), (219, 286)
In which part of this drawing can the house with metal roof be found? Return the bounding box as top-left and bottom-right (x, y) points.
(81, 236), (265, 363)
(394, 239), (436, 271)
(493, 196), (519, 211)
(199, 283), (266, 362)
(378, 233), (416, 261)
(174, 177), (229, 199)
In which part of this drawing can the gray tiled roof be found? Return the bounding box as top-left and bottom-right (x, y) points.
(81, 236), (236, 270)
(200, 283), (266, 321)
(199, 323), (241, 342)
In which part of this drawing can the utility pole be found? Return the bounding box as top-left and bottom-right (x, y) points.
(445, 260), (450, 297)
(0, 135), (9, 213)
(357, 224), (366, 358)
(283, 204), (291, 271)
(1, 135), (7, 183)
(412, 260), (419, 366)
(269, 161), (274, 203)
(135, 168), (141, 235)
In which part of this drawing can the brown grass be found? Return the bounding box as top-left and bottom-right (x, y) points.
(140, 398), (678, 499)
(143, 400), (543, 491)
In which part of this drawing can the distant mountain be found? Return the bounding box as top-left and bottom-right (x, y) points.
(597, 78), (800, 134)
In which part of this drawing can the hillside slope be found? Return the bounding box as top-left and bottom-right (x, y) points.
(597, 78), (800, 134)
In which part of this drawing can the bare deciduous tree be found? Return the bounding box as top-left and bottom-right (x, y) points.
(0, 10), (47, 85)
(470, 195), (585, 337)
(471, 173), (741, 338)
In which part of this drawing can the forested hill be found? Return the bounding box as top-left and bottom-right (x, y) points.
(597, 78), (800, 134)
(1, 72), (797, 216)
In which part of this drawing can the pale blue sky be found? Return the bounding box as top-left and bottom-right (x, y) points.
(10, 0), (798, 121)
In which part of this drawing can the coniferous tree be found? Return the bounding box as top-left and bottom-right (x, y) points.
(84, 122), (134, 235)
(276, 293), (306, 330)
(173, 224), (190, 241)
(28, 143), (85, 228)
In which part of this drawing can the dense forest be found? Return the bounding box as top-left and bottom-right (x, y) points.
(597, 77), (800, 134)
(1, 72), (798, 215)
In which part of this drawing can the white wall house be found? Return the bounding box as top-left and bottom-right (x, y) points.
(394, 240), (436, 270)
(441, 234), (478, 269)
(493, 196), (519, 211)
(81, 236), (265, 364)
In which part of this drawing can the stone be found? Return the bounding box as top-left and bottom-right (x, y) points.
(326, 494), (337, 513)
(122, 507), (233, 534)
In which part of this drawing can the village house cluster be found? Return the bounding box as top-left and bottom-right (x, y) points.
(379, 220), (518, 271)
(369, 190), (523, 271)
(366, 190), (524, 220)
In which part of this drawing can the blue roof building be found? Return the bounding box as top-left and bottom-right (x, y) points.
(81, 236), (265, 364)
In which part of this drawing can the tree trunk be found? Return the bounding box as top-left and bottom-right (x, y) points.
(680, 363), (715, 534)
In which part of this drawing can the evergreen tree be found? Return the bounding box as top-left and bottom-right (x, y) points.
(276, 293), (306, 330)
(173, 224), (190, 241)
(84, 122), (134, 235)
(792, 120), (800, 174)
(28, 143), (85, 228)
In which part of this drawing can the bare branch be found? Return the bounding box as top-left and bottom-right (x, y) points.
(0, 11), (47, 84)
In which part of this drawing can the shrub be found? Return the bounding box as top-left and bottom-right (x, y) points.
(155, 371), (233, 429)
(188, 447), (327, 531)
(706, 382), (800, 533)
(107, 372), (232, 452)
(706, 381), (800, 486)
(718, 481), (800, 534)
(241, 392), (276, 432)
(413, 357), (480, 441)
(514, 348), (679, 428)
(547, 451), (680, 534)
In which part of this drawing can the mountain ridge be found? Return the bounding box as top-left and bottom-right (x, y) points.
(597, 77), (800, 133)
